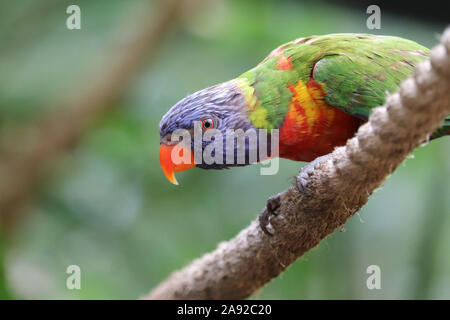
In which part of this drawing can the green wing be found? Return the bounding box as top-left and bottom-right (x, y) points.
(310, 34), (430, 119)
(240, 34), (432, 129)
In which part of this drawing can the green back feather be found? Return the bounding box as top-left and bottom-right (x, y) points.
(238, 33), (431, 127)
(309, 34), (429, 118)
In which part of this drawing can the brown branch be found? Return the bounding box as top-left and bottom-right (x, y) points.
(145, 28), (450, 300)
(0, 0), (181, 226)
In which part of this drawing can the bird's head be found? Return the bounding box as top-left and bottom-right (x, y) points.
(159, 80), (264, 185)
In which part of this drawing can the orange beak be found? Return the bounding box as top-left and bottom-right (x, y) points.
(159, 143), (195, 185)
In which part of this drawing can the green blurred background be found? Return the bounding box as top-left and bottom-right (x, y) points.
(0, 0), (448, 299)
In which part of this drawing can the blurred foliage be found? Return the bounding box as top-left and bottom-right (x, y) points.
(0, 0), (449, 299)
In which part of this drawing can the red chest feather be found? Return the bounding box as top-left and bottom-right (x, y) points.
(279, 79), (361, 162)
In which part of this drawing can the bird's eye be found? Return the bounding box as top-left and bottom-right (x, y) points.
(201, 118), (214, 130)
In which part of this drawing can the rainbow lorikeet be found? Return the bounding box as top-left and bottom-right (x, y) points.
(159, 33), (449, 187)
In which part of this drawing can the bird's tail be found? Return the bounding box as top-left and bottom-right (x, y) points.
(430, 116), (450, 140)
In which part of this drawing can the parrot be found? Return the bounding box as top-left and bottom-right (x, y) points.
(158, 34), (449, 233)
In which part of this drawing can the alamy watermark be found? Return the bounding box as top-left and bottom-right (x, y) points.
(66, 265), (81, 290)
(366, 264), (381, 290)
(366, 5), (381, 30)
(168, 122), (280, 175)
(66, 5), (81, 30)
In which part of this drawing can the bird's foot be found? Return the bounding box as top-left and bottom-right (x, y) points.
(259, 193), (282, 236)
(296, 154), (333, 196)
(258, 154), (333, 236)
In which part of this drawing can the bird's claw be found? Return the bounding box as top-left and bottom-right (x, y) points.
(259, 193), (282, 236)
(259, 154), (332, 236)
(296, 154), (332, 196)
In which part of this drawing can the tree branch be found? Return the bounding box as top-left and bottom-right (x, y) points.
(0, 0), (181, 226)
(145, 28), (450, 300)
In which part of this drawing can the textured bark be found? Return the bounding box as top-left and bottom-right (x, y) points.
(145, 28), (450, 300)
